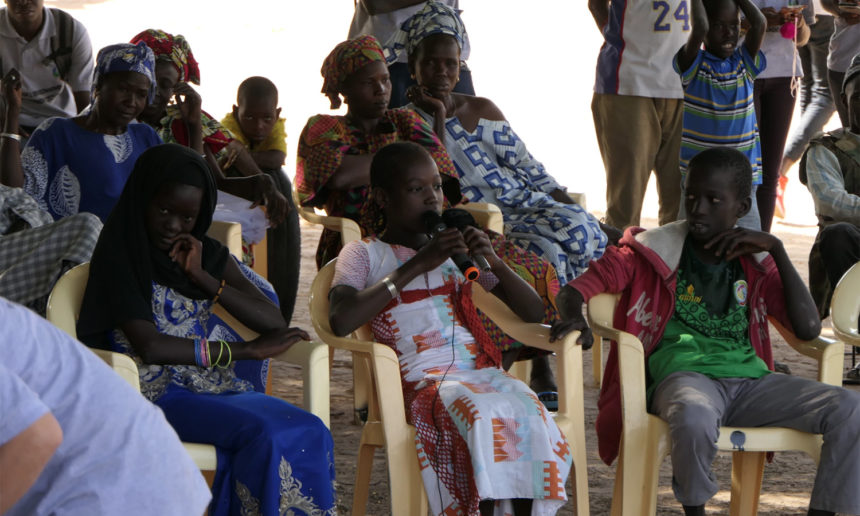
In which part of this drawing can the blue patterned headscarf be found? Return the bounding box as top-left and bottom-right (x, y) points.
(383, 1), (468, 64)
(92, 42), (156, 103)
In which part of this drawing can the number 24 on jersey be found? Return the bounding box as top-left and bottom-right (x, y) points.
(653, 0), (691, 31)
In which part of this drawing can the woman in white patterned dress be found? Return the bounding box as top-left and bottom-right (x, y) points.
(329, 141), (572, 516)
(394, 2), (616, 285)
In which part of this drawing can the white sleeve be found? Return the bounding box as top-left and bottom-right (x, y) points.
(331, 240), (371, 291)
(804, 144), (860, 226)
(0, 364), (51, 446)
(68, 18), (94, 93)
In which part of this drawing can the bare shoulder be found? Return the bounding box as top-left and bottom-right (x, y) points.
(458, 94), (506, 122)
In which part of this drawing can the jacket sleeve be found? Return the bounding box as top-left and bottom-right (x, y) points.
(568, 244), (638, 300)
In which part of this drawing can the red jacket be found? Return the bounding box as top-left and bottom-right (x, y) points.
(569, 221), (793, 465)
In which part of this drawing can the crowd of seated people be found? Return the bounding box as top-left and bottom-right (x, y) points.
(2, 0), (860, 515)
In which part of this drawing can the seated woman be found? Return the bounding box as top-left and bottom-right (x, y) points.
(398, 1), (614, 285)
(2, 42), (161, 222)
(129, 29), (287, 226)
(130, 29), (298, 321)
(76, 144), (336, 516)
(295, 34), (460, 268)
(329, 142), (572, 516)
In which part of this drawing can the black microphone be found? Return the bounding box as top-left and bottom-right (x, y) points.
(421, 211), (480, 281)
(441, 208), (492, 271)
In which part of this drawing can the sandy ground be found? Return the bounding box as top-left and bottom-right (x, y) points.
(268, 215), (860, 516)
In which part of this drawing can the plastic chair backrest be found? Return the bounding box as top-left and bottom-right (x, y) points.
(292, 184), (362, 245)
(831, 260), (860, 345)
(207, 221), (242, 257)
(45, 262), (90, 339)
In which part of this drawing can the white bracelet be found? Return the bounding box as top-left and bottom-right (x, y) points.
(381, 276), (398, 299)
(0, 132), (21, 142)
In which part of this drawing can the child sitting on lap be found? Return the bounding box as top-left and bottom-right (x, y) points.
(221, 76), (287, 172)
(329, 141), (572, 516)
(675, 0), (767, 230)
(551, 147), (860, 516)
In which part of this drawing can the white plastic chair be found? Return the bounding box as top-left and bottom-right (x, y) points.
(831, 261), (860, 354)
(587, 292), (844, 516)
(311, 259), (590, 516)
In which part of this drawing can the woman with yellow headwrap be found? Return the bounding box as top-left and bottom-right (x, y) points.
(296, 34), (461, 268)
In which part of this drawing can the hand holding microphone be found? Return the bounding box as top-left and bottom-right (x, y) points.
(421, 209), (498, 282)
(441, 209), (493, 272)
(421, 211), (481, 281)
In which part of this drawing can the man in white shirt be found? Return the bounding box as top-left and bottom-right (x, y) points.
(0, 297), (211, 515)
(590, 0), (689, 229)
(0, 0), (93, 133)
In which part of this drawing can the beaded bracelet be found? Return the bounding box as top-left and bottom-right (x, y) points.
(212, 279), (226, 305)
(194, 336), (211, 367)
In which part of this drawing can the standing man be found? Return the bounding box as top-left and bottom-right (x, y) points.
(0, 0), (93, 135)
(590, 0), (690, 229)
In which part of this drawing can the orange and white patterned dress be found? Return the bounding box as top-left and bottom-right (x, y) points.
(332, 237), (571, 516)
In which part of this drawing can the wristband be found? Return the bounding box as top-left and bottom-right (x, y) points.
(0, 132), (21, 142)
(381, 276), (398, 299)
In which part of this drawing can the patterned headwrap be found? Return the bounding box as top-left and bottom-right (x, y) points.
(92, 42), (156, 103)
(130, 29), (201, 85)
(844, 53), (860, 93)
(320, 35), (385, 110)
(382, 1), (467, 64)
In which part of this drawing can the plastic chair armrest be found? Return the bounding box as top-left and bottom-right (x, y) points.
(770, 318), (844, 386)
(461, 202), (504, 234)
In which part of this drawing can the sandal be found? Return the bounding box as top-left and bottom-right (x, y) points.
(536, 391), (559, 412)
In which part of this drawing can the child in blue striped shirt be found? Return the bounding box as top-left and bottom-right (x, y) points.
(674, 0), (768, 229)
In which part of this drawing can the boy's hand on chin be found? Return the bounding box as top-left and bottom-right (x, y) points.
(704, 227), (781, 261)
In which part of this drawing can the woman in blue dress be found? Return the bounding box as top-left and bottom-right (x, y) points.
(77, 143), (336, 516)
(3, 42), (162, 222)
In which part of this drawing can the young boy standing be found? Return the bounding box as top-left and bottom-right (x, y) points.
(552, 147), (860, 516)
(676, 0), (767, 229)
(221, 76), (286, 172)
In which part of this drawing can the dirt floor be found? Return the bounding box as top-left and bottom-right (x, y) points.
(268, 217), (860, 516)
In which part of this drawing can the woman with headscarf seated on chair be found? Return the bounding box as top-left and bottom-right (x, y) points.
(295, 34), (462, 269)
(77, 143), (337, 516)
(2, 42), (160, 222)
(130, 29), (298, 321)
(398, 2), (616, 287)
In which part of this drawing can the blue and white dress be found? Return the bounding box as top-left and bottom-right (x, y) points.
(411, 107), (607, 283)
(21, 117), (162, 222)
(110, 261), (337, 516)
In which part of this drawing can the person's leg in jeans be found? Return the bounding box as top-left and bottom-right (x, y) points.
(650, 372), (731, 509)
(829, 68), (848, 127)
(783, 16), (836, 170)
(754, 77), (796, 232)
(725, 373), (860, 514)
